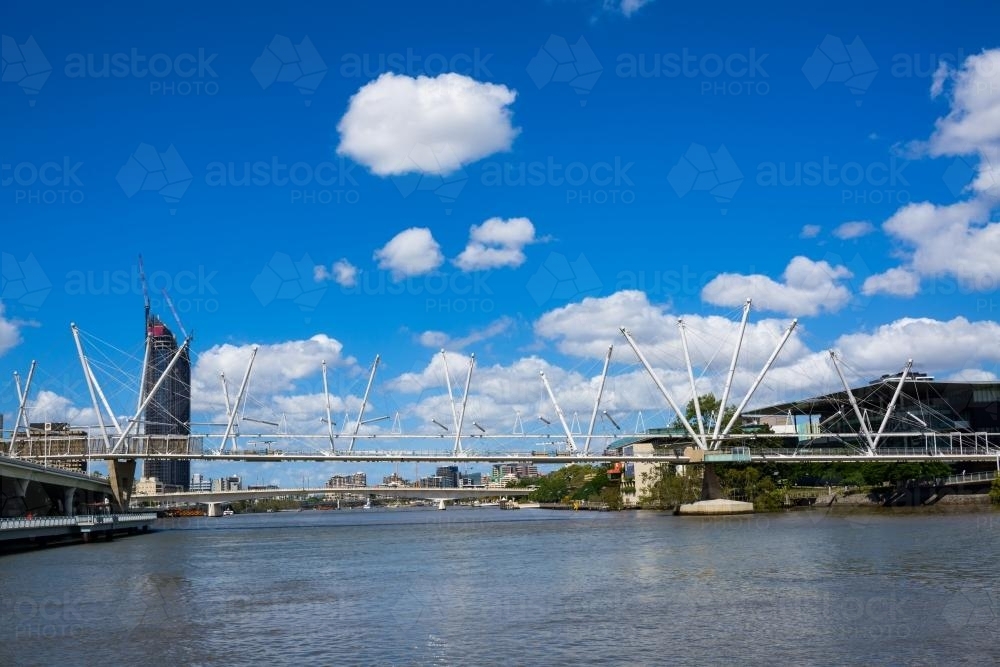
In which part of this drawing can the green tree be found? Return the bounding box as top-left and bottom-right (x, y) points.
(990, 477), (1000, 505)
(639, 464), (701, 510)
(673, 393), (738, 434)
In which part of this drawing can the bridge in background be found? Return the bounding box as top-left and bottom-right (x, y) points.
(137, 486), (531, 514)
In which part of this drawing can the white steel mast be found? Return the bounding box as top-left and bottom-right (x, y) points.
(583, 345), (613, 456)
(349, 355), (380, 453)
(830, 351), (876, 454)
(219, 345), (258, 454)
(711, 298), (751, 448)
(321, 360), (336, 454)
(678, 319), (706, 439)
(540, 370), (578, 454)
(718, 319), (799, 445)
(9, 361), (36, 457)
(453, 354), (475, 455)
(621, 327), (706, 449)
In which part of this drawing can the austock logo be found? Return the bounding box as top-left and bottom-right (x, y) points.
(117, 143), (193, 214)
(251, 252), (327, 311)
(251, 35), (327, 105)
(1, 252), (51, 309)
(525, 252), (602, 306)
(1, 34), (52, 105)
(527, 35), (603, 106)
(802, 35), (878, 105)
(667, 143), (743, 214)
(390, 145), (468, 215)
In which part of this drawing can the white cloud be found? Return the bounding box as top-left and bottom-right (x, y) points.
(454, 217), (541, 271)
(927, 49), (1000, 159)
(881, 199), (1000, 288)
(417, 316), (515, 350)
(374, 227), (444, 280)
(191, 335), (357, 413)
(922, 49), (1000, 196)
(930, 61), (949, 99)
(336, 72), (519, 176)
(799, 224), (822, 239)
(833, 220), (875, 240)
(604, 0), (655, 17)
(0, 302), (22, 356)
(834, 317), (1000, 375)
(701, 256), (853, 316)
(535, 290), (808, 368)
(28, 390), (97, 425)
(315, 259), (358, 288)
(861, 268), (921, 297)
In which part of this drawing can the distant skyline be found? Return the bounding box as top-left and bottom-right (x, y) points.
(3, 0), (1000, 485)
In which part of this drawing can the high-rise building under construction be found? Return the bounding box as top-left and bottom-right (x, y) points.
(141, 313), (191, 490)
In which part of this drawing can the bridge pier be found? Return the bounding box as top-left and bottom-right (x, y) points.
(206, 502), (223, 517)
(106, 459), (136, 511)
(701, 464), (725, 501)
(63, 487), (76, 517)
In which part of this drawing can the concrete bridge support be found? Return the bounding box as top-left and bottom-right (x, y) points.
(701, 464), (725, 501)
(63, 487), (76, 517)
(107, 459), (136, 511)
(206, 502), (223, 517)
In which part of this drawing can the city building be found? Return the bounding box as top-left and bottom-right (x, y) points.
(8, 422), (89, 472)
(134, 477), (163, 496)
(491, 463), (539, 482)
(460, 472), (483, 487)
(141, 312), (192, 490)
(745, 375), (1000, 446)
(212, 475), (242, 492)
(327, 472), (367, 488)
(435, 466), (459, 488)
(382, 472), (408, 486)
(189, 473), (212, 492)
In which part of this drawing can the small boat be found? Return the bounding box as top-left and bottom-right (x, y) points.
(222, 508), (234, 516)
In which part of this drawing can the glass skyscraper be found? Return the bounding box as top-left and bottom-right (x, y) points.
(141, 313), (191, 490)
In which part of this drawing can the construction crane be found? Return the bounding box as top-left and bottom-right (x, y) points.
(162, 288), (190, 341)
(138, 254), (151, 329)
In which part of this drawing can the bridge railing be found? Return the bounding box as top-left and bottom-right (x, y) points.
(0, 516), (78, 530)
(941, 471), (998, 486)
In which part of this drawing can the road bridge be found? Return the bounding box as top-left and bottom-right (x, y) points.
(138, 486), (531, 514)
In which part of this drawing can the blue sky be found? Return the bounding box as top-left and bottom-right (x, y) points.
(3, 0), (1000, 485)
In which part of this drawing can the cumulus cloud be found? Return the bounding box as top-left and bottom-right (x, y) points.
(861, 267), (921, 297)
(314, 259), (358, 288)
(454, 217), (541, 271)
(374, 227), (444, 280)
(926, 49), (1000, 159)
(28, 390), (97, 425)
(919, 48), (1000, 196)
(0, 302), (22, 356)
(869, 50), (1000, 290)
(192, 335), (357, 413)
(834, 317), (1000, 374)
(701, 256), (853, 316)
(833, 220), (875, 240)
(535, 290), (807, 368)
(881, 199), (1000, 288)
(336, 72), (519, 176)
